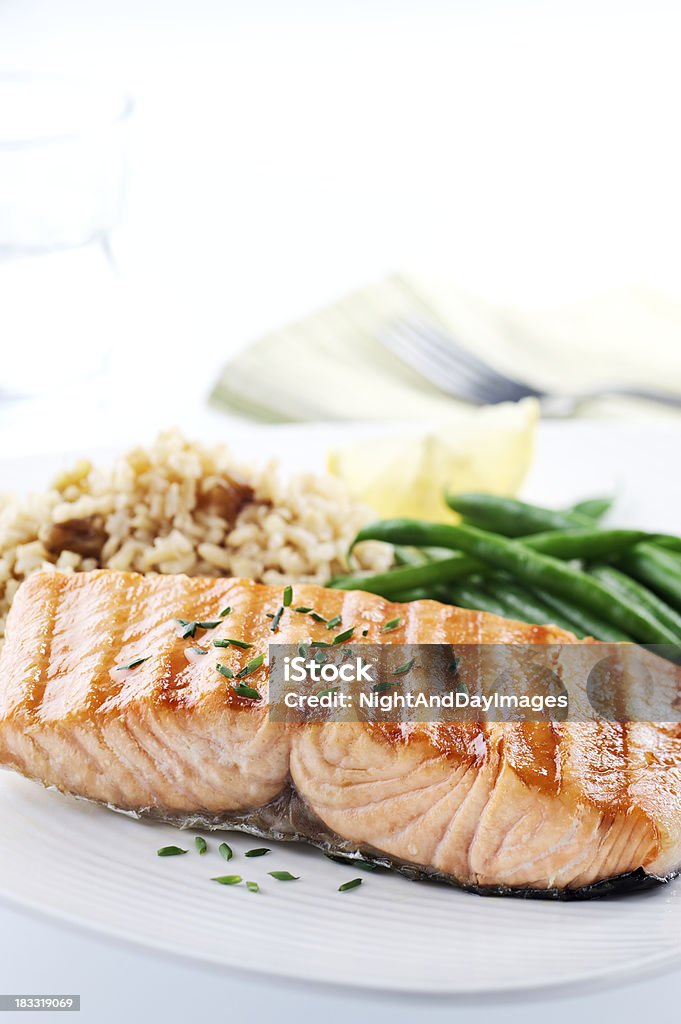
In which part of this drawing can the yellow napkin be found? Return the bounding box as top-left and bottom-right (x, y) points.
(209, 273), (681, 422)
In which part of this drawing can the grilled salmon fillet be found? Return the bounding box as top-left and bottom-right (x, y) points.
(1, 569), (681, 897)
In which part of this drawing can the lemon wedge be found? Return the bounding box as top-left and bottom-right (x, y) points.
(327, 399), (538, 520)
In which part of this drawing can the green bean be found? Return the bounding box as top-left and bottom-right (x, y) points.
(447, 492), (681, 554)
(388, 586), (432, 602)
(392, 546), (430, 567)
(442, 582), (511, 619)
(446, 493), (589, 535)
(354, 520), (676, 643)
(485, 575), (579, 633)
(570, 496), (614, 521)
(331, 554), (479, 596)
(588, 564), (681, 640)
(621, 544), (681, 612)
(337, 525), (647, 598)
(532, 590), (632, 642)
(353, 520), (647, 560)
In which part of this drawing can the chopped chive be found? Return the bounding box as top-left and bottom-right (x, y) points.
(373, 680), (402, 693)
(212, 875), (242, 885)
(309, 612), (327, 623)
(265, 612), (275, 619)
(381, 617), (402, 633)
(116, 656), (149, 671)
(270, 606), (284, 632)
(223, 638), (253, 650)
(332, 627), (355, 645)
(194, 836), (208, 855)
(176, 618), (221, 637)
(157, 846), (187, 857)
(246, 880), (260, 893)
(294, 606), (312, 614)
(189, 646), (208, 655)
(218, 842), (233, 862)
(313, 640), (332, 647)
(232, 683), (260, 700)
(298, 643), (309, 658)
(244, 847), (271, 858)
(449, 656), (460, 674)
(236, 653), (264, 678)
(219, 606), (232, 618)
(338, 877), (363, 892)
(314, 650), (328, 664)
(217, 663), (234, 679)
(361, 628), (369, 637)
(324, 853), (377, 871)
(455, 680), (469, 697)
(316, 686), (339, 698)
(393, 657), (416, 675)
(283, 585), (293, 607)
(213, 639), (231, 648)
(268, 871), (299, 881)
(326, 614), (342, 630)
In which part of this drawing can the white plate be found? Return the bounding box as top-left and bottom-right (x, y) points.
(1, 420), (681, 996)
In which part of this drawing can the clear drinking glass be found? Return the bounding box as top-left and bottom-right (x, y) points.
(0, 73), (133, 398)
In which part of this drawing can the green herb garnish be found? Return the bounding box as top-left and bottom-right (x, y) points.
(212, 875), (242, 885)
(316, 686), (339, 698)
(223, 638), (253, 650)
(195, 836), (208, 855)
(236, 653), (264, 678)
(176, 618), (221, 638)
(213, 639), (231, 648)
(217, 663), (234, 679)
(232, 683), (260, 700)
(449, 656), (460, 674)
(373, 681), (402, 693)
(324, 853), (377, 871)
(244, 847), (270, 858)
(314, 650), (328, 665)
(393, 657), (416, 675)
(218, 842), (233, 862)
(332, 627), (355, 645)
(294, 606), (312, 614)
(189, 646), (208, 655)
(298, 643), (309, 658)
(326, 614), (342, 630)
(270, 606), (284, 632)
(219, 606), (232, 618)
(246, 880), (260, 893)
(283, 585), (293, 607)
(381, 618), (401, 633)
(310, 612), (327, 623)
(361, 628), (369, 637)
(116, 656), (149, 671)
(157, 846), (187, 857)
(338, 877), (363, 892)
(268, 871), (299, 881)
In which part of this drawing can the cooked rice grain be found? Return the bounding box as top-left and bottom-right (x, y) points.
(0, 430), (392, 643)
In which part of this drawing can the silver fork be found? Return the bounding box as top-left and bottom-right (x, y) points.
(378, 316), (681, 416)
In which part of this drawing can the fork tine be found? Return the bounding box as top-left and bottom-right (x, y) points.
(380, 317), (541, 405)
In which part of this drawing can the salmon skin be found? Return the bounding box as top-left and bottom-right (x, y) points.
(1, 569), (681, 899)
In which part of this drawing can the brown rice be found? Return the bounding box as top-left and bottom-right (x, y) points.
(0, 430), (392, 644)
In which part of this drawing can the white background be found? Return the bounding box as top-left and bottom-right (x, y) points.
(2, 0), (681, 443)
(2, 2), (681, 1019)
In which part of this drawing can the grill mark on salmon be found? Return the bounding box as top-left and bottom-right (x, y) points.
(1, 569), (680, 897)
